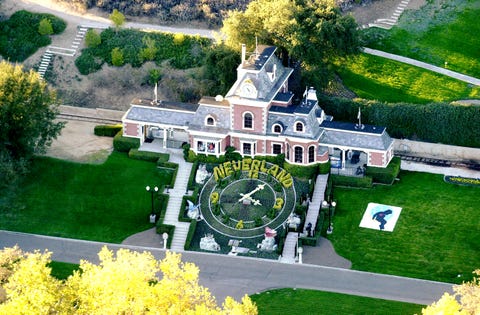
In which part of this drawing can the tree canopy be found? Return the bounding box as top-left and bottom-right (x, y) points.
(421, 270), (480, 315)
(0, 61), (64, 185)
(0, 246), (257, 314)
(109, 9), (125, 29)
(221, 0), (361, 86)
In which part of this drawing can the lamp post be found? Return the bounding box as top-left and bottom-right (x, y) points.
(298, 246), (303, 264)
(323, 200), (336, 234)
(146, 185), (158, 215)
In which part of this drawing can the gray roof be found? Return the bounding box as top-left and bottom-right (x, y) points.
(187, 104), (231, 134)
(125, 105), (195, 127)
(319, 122), (393, 151)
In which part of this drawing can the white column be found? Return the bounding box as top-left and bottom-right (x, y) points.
(163, 128), (167, 148)
(341, 149), (346, 169)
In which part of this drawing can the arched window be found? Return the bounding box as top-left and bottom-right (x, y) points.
(205, 116), (215, 126)
(243, 112), (253, 129)
(295, 122), (304, 132)
(308, 145), (315, 163)
(272, 124), (282, 134)
(294, 146), (303, 163)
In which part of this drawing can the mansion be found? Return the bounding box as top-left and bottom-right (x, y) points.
(122, 45), (394, 169)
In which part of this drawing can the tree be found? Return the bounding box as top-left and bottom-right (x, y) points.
(85, 29), (101, 48)
(109, 9), (125, 29)
(421, 270), (480, 315)
(0, 246), (258, 314)
(111, 47), (124, 66)
(221, 0), (361, 87)
(38, 18), (53, 35)
(0, 61), (64, 185)
(203, 44), (240, 95)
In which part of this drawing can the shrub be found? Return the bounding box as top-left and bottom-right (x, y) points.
(113, 132), (140, 152)
(318, 161), (331, 174)
(331, 174), (373, 188)
(85, 29), (101, 48)
(184, 219), (197, 250)
(38, 18), (53, 35)
(366, 156), (401, 185)
(128, 149), (163, 162)
(283, 162), (318, 179)
(111, 47), (124, 66)
(94, 124), (122, 137)
(75, 49), (104, 75)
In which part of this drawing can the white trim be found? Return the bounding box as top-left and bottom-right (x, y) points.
(240, 140), (256, 157)
(293, 145), (304, 164)
(271, 142), (283, 155)
(295, 121), (305, 133)
(242, 111), (254, 130)
(205, 115), (216, 126)
(272, 123), (283, 134)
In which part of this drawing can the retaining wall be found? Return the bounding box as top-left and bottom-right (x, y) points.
(394, 139), (480, 162)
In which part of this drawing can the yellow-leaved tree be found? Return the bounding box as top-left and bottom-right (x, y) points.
(421, 270), (480, 315)
(0, 246), (257, 315)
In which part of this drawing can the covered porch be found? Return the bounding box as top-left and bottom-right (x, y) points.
(329, 147), (368, 177)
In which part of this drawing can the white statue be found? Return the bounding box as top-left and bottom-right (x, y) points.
(200, 234), (220, 251)
(257, 227), (277, 252)
(195, 164), (210, 184)
(286, 213), (301, 230)
(186, 200), (201, 220)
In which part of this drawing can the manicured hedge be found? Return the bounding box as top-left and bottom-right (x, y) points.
(318, 161), (331, 174)
(184, 219), (197, 250)
(283, 162), (318, 179)
(113, 132), (140, 152)
(366, 156), (401, 185)
(319, 95), (480, 148)
(157, 161), (178, 188)
(331, 174), (373, 188)
(128, 149), (164, 162)
(300, 211), (325, 246)
(94, 124), (123, 137)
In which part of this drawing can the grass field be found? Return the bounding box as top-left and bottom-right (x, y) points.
(250, 288), (424, 315)
(336, 54), (480, 104)
(364, 0), (480, 78)
(0, 152), (173, 243)
(330, 171), (479, 284)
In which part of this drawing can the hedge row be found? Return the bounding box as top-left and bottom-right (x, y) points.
(113, 132), (140, 152)
(300, 211), (325, 246)
(331, 174), (373, 188)
(366, 156), (401, 185)
(184, 219), (197, 251)
(94, 124), (122, 137)
(320, 95), (480, 148)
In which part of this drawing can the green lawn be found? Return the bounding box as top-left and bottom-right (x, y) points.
(364, 0), (480, 78)
(336, 53), (480, 104)
(250, 288), (424, 315)
(0, 152), (172, 243)
(330, 171), (480, 284)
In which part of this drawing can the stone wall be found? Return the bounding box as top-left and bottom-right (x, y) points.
(394, 139), (480, 162)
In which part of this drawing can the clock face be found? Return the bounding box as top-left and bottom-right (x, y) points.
(240, 82), (257, 98)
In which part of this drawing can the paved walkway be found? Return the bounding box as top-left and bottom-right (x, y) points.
(0, 230), (453, 305)
(363, 47), (480, 86)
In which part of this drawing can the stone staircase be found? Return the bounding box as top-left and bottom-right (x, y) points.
(279, 232), (298, 263)
(303, 174), (329, 236)
(365, 0), (411, 29)
(158, 150), (193, 252)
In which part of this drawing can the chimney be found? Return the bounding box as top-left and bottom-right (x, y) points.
(241, 43), (246, 66)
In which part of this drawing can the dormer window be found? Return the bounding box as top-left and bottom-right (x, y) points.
(295, 122), (304, 133)
(243, 112), (253, 129)
(205, 115), (215, 126)
(272, 124), (282, 134)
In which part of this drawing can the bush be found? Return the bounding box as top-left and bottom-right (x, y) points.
(331, 174), (373, 188)
(75, 49), (104, 75)
(94, 124), (122, 137)
(366, 156), (401, 185)
(85, 29), (101, 48)
(38, 18), (53, 35)
(111, 47), (124, 66)
(283, 162), (318, 179)
(113, 132), (140, 152)
(128, 149), (163, 162)
(318, 161), (331, 174)
(184, 219), (197, 250)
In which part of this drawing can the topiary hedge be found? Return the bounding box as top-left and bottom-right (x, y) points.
(331, 174), (373, 188)
(113, 132), (140, 152)
(184, 219), (197, 250)
(94, 124), (123, 137)
(128, 149), (164, 162)
(366, 156), (401, 185)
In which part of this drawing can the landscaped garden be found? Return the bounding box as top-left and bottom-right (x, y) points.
(0, 152), (173, 243)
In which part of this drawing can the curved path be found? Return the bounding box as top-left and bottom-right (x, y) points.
(0, 230), (453, 305)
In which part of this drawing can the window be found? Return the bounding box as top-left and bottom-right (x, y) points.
(295, 122), (304, 132)
(243, 143), (252, 155)
(273, 144), (282, 155)
(272, 124), (282, 134)
(243, 112), (253, 129)
(308, 146), (315, 163)
(294, 146), (303, 163)
(206, 116), (215, 126)
(197, 141), (205, 152)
